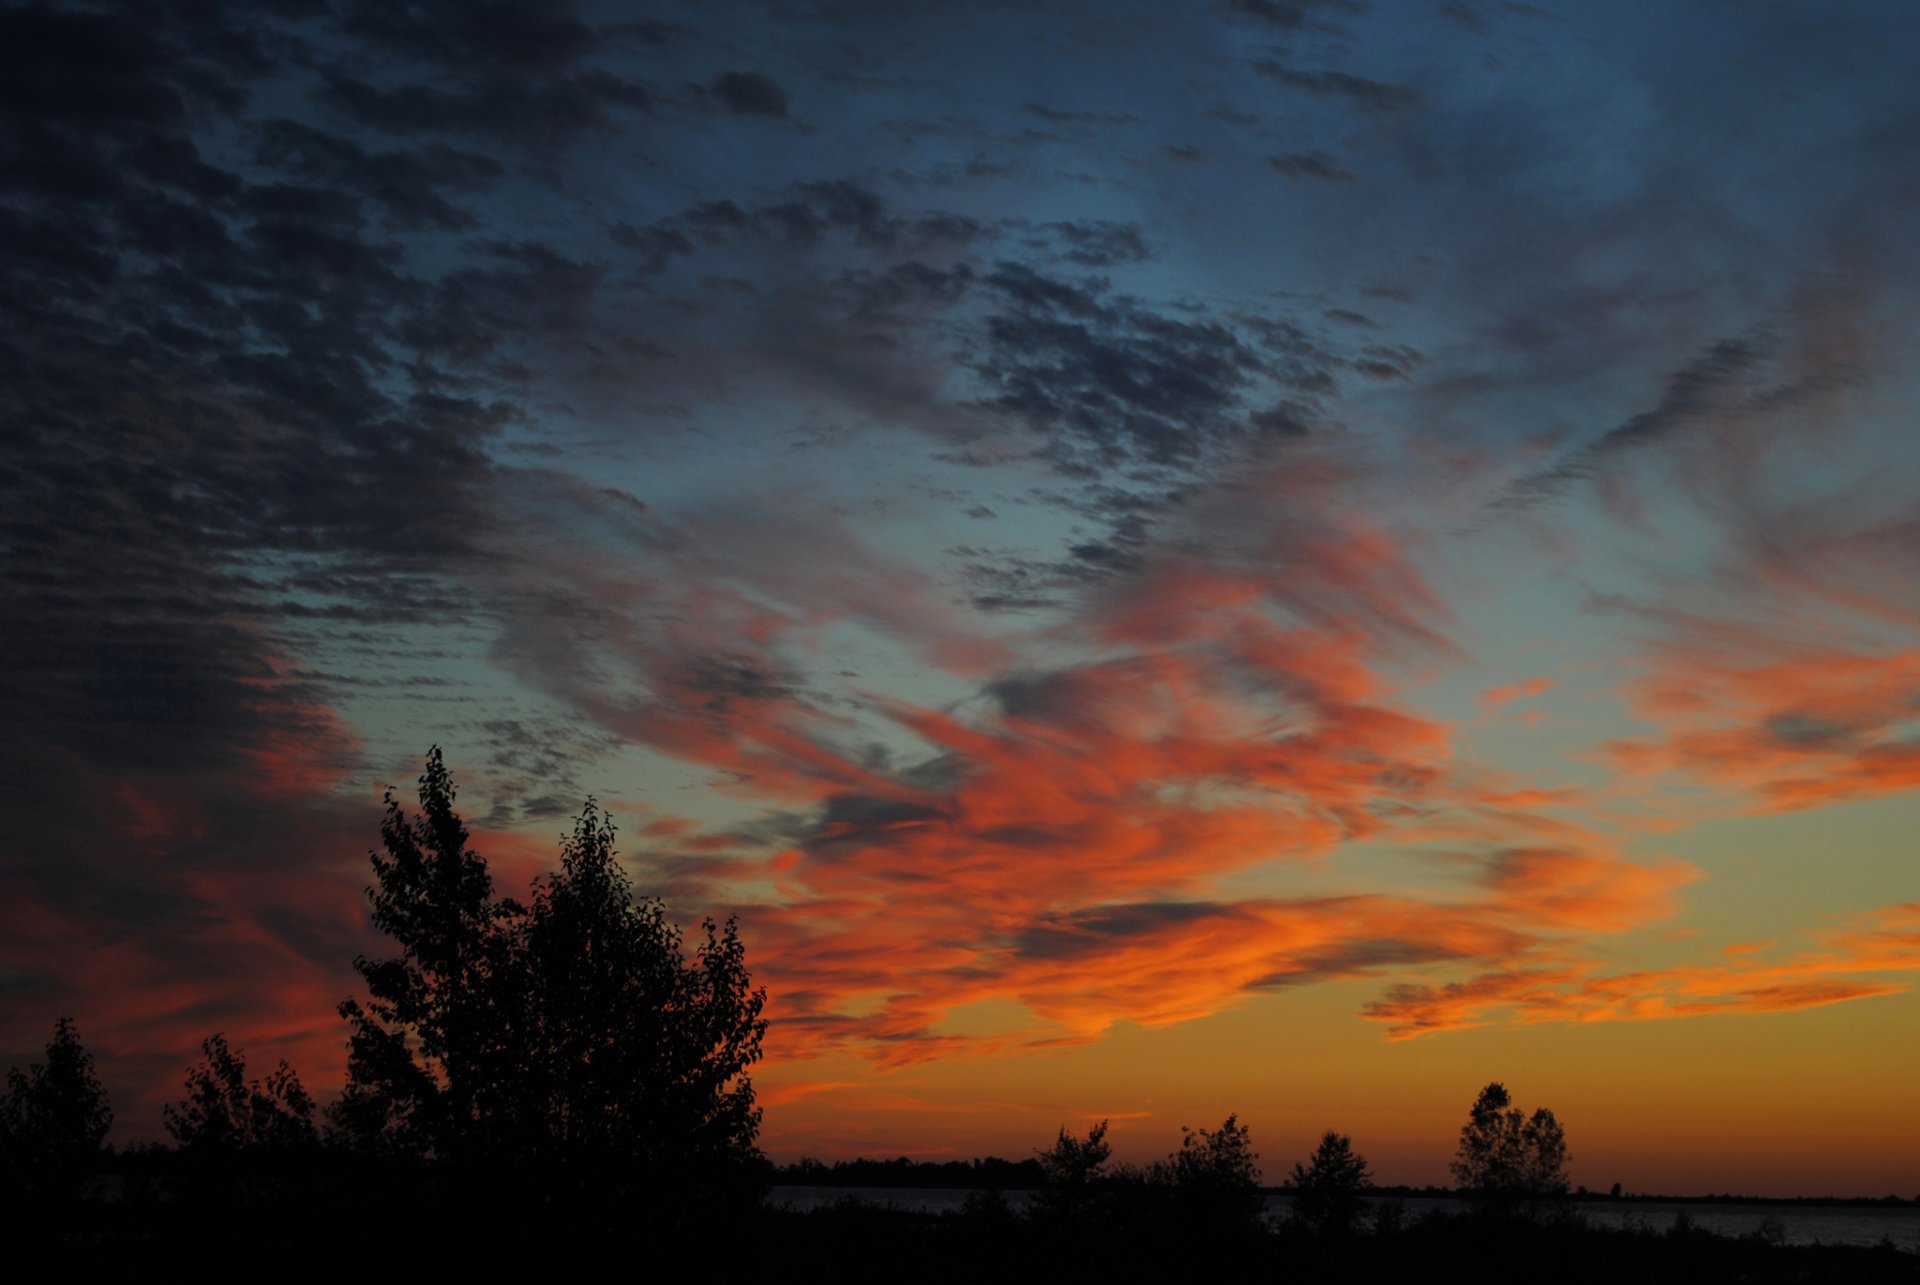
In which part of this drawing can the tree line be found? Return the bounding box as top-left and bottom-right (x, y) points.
(1009, 1085), (1569, 1240)
(2, 748), (768, 1217)
(3, 752), (1574, 1213)
(4, 752), (1574, 1222)
(1, 758), (1569, 1231)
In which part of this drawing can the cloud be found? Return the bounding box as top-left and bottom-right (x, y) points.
(321, 0), (654, 156)
(1478, 675), (1553, 715)
(496, 482), (1703, 1065)
(1609, 640), (1920, 812)
(1268, 151), (1356, 183)
(1024, 102), (1141, 126)
(1219, 0), (1364, 30)
(1042, 220), (1153, 266)
(1494, 335), (1773, 513)
(469, 716), (626, 825)
(254, 121), (505, 230)
(971, 264), (1312, 472)
(642, 181), (987, 258)
(1363, 902), (1920, 1038)
(1479, 848), (1699, 932)
(1437, 2), (1490, 33)
(0, 652), (376, 1133)
(0, 0), (683, 1121)
(700, 70), (791, 118)
(1250, 61), (1419, 113)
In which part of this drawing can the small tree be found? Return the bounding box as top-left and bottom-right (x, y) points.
(1451, 1082), (1570, 1217)
(1032, 1119), (1112, 1225)
(1287, 1130), (1372, 1236)
(1151, 1114), (1265, 1235)
(164, 1034), (317, 1154)
(0, 1018), (112, 1196)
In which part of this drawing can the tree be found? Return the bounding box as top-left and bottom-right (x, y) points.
(334, 749), (769, 1197)
(1287, 1130), (1372, 1236)
(1159, 1114), (1260, 1190)
(0, 1017), (112, 1196)
(520, 799), (767, 1180)
(333, 746), (525, 1162)
(1151, 1113), (1265, 1234)
(1032, 1119), (1112, 1225)
(1450, 1082), (1570, 1216)
(164, 1033), (317, 1154)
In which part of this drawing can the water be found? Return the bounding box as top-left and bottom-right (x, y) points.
(767, 1187), (1920, 1250)
(1557, 1199), (1919, 1250)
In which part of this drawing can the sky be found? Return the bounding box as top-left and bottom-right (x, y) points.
(2, 0), (1917, 1197)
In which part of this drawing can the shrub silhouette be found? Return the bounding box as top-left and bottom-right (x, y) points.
(1151, 1114), (1264, 1235)
(1030, 1114), (1266, 1238)
(164, 1033), (317, 1154)
(1032, 1118), (1112, 1225)
(163, 1033), (317, 1206)
(1287, 1130), (1372, 1235)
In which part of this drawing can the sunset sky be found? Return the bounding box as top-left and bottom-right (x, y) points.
(3, 0), (1917, 1196)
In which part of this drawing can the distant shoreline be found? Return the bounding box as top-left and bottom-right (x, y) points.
(771, 1174), (1918, 1208)
(1351, 1188), (1918, 1209)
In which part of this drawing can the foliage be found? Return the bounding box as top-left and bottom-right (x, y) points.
(1159, 1114), (1260, 1191)
(333, 746), (523, 1161)
(521, 799), (767, 1175)
(0, 1017), (112, 1194)
(1151, 1113), (1266, 1234)
(333, 748), (768, 1194)
(1287, 1130), (1373, 1235)
(1032, 1119), (1112, 1224)
(1370, 1199), (1409, 1236)
(959, 1186), (1016, 1227)
(777, 1154), (1044, 1189)
(1030, 1114), (1266, 1235)
(1450, 1082), (1571, 1216)
(164, 1033), (317, 1154)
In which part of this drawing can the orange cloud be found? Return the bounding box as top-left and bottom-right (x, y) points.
(1361, 901), (1920, 1038)
(1478, 675), (1554, 714)
(1609, 644), (1920, 811)
(480, 486), (1871, 1073)
(1478, 848), (1699, 932)
(550, 503), (1756, 1070)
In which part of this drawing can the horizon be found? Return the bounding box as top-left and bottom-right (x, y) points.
(3, 0), (1917, 1201)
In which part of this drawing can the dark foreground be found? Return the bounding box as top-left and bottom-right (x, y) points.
(13, 1190), (1918, 1283)
(760, 1200), (1916, 1284)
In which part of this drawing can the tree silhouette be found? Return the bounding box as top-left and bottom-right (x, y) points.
(163, 1033), (318, 1208)
(521, 799), (767, 1180)
(333, 748), (768, 1198)
(1451, 1082), (1570, 1216)
(0, 1017), (111, 1197)
(1151, 1113), (1265, 1234)
(1032, 1119), (1112, 1225)
(164, 1033), (317, 1154)
(1287, 1130), (1372, 1236)
(333, 746), (525, 1162)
